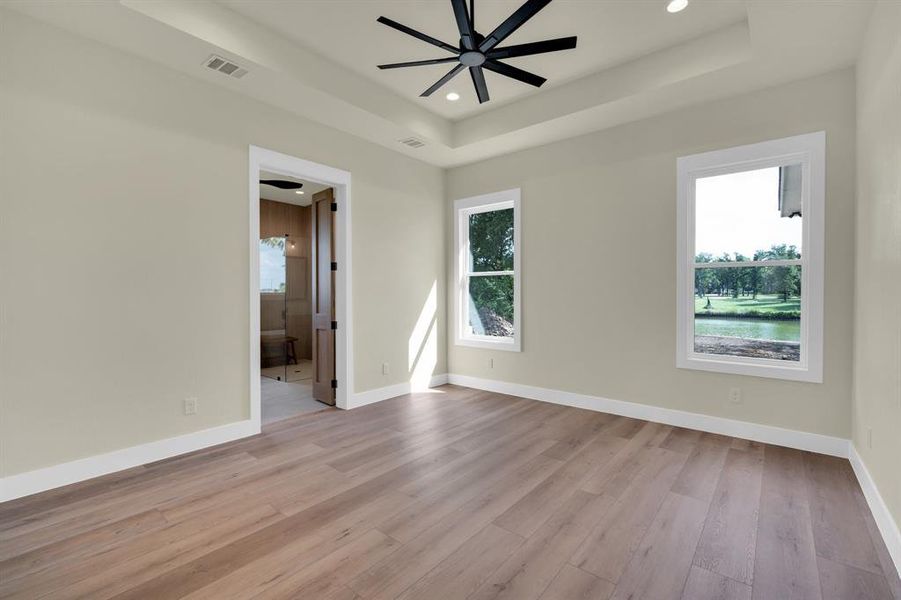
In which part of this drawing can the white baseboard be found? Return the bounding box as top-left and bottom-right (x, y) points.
(348, 373), (449, 409)
(2, 373), (896, 577)
(447, 374), (901, 575)
(0, 373), (453, 503)
(0, 419), (259, 503)
(446, 374), (849, 458)
(849, 444), (901, 574)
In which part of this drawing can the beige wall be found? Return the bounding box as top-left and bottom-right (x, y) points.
(0, 4), (886, 498)
(447, 69), (856, 439)
(0, 10), (446, 476)
(853, 1), (901, 526)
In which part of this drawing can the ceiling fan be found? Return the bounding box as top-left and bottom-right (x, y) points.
(260, 179), (303, 190)
(377, 0), (577, 104)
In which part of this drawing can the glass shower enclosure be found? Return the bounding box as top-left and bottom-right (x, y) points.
(260, 236), (288, 381)
(259, 235), (308, 382)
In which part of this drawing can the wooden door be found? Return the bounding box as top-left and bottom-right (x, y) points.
(311, 188), (336, 405)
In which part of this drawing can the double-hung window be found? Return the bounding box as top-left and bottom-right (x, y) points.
(454, 189), (521, 351)
(676, 132), (824, 382)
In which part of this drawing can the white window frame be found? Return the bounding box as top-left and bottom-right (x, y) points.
(454, 189), (522, 352)
(676, 131), (825, 383)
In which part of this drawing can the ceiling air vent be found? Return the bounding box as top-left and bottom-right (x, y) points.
(204, 54), (248, 79)
(399, 137), (426, 149)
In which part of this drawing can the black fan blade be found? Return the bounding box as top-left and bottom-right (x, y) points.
(260, 179), (303, 190)
(378, 57), (460, 69)
(451, 0), (476, 50)
(421, 64), (466, 96)
(469, 66), (490, 103)
(482, 59), (546, 87)
(487, 36), (577, 59)
(377, 16), (459, 54)
(479, 0), (553, 53)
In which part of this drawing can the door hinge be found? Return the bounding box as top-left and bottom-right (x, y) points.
(331, 379), (338, 389)
(330, 202), (337, 212)
(330, 321), (338, 330)
(330, 261), (338, 271)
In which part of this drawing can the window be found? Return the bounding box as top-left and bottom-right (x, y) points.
(454, 189), (521, 351)
(676, 132), (824, 382)
(260, 237), (286, 293)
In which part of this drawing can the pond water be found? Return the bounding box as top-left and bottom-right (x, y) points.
(694, 317), (800, 342)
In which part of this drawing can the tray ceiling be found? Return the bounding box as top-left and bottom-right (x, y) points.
(220, 0), (748, 119)
(7, 0), (875, 167)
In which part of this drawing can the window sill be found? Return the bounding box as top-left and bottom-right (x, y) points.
(456, 336), (521, 352)
(677, 353), (822, 383)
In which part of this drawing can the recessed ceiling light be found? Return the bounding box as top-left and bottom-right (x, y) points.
(445, 92), (460, 102)
(295, 190), (304, 195)
(666, 0), (688, 13)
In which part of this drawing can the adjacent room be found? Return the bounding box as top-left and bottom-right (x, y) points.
(1, 1), (898, 599)
(258, 172), (336, 421)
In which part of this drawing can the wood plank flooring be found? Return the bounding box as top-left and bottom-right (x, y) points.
(1, 385), (898, 600)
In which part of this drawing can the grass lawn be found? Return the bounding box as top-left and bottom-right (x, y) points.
(695, 294), (800, 318)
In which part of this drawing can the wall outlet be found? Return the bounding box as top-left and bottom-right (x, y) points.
(728, 387), (742, 404)
(867, 427), (873, 449)
(184, 397), (198, 415)
(382, 362), (390, 376)
(489, 357), (494, 369)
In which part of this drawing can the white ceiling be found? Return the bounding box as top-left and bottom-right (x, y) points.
(220, 0), (748, 119)
(259, 171), (331, 206)
(7, 0), (875, 167)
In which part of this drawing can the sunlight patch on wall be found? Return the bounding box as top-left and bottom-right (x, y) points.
(409, 281), (438, 391)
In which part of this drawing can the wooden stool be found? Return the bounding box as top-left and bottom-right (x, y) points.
(261, 335), (299, 366)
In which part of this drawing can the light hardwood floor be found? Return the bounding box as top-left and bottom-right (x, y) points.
(1, 385), (898, 599)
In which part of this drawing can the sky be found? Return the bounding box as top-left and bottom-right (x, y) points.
(695, 166), (802, 259)
(260, 240), (286, 291)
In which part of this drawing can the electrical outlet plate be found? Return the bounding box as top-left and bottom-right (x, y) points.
(382, 362), (390, 375)
(728, 388), (742, 404)
(184, 397), (198, 415)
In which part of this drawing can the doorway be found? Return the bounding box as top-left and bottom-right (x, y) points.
(258, 174), (334, 423)
(250, 146), (353, 429)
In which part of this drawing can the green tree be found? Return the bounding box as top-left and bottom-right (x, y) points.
(467, 210), (515, 334)
(735, 253), (754, 297)
(747, 266), (761, 299)
(694, 253), (716, 297)
(760, 244), (801, 301)
(261, 237), (285, 250)
(469, 209), (514, 271)
(715, 253), (739, 297)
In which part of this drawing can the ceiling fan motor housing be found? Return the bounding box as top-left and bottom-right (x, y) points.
(459, 51), (486, 67)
